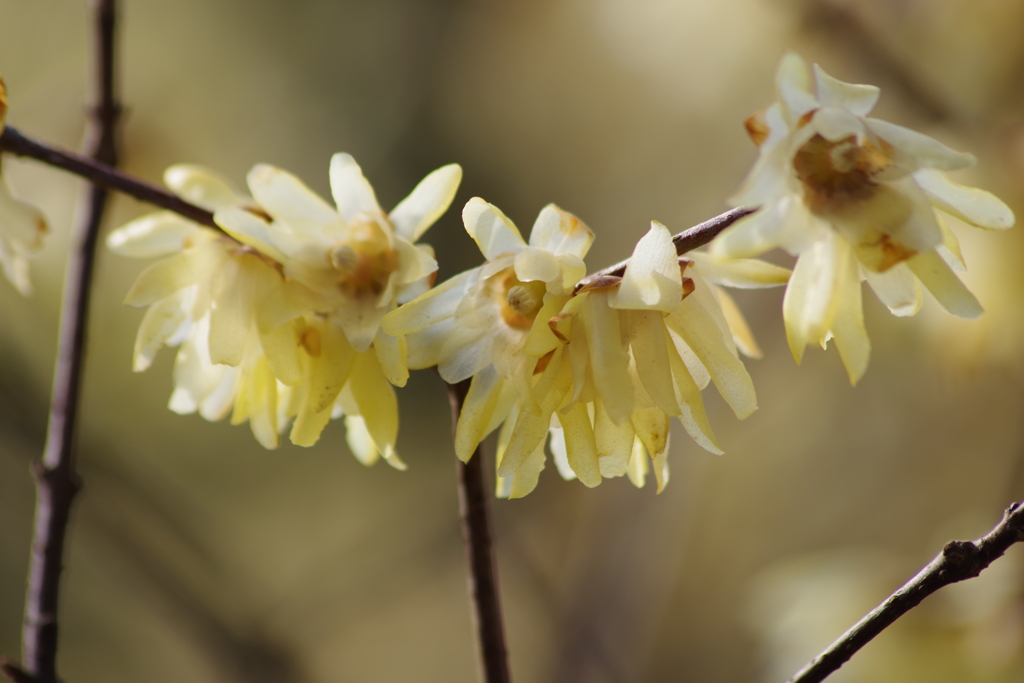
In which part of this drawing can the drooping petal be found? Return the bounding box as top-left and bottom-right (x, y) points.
(580, 291), (633, 424)
(455, 367), (507, 462)
(124, 242), (220, 307)
(935, 212), (965, 272)
(609, 221), (682, 312)
(829, 244), (870, 385)
(528, 204), (594, 258)
(715, 287), (762, 359)
(438, 325), (494, 384)
(907, 250), (983, 319)
(666, 332), (722, 454)
(558, 401), (601, 487)
(388, 163), (463, 243)
(344, 414), (380, 467)
(463, 197), (526, 260)
(594, 396), (635, 478)
(348, 349), (403, 470)
(258, 319), (302, 386)
(133, 287), (193, 372)
(864, 263), (922, 317)
(373, 328), (409, 387)
(780, 232), (849, 362)
(812, 64), (880, 116)
(625, 310), (679, 417)
(912, 168), (1014, 230)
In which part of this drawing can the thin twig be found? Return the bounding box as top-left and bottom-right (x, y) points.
(787, 500), (1024, 683)
(0, 660), (32, 683)
(16, 2), (120, 681)
(0, 126), (217, 230)
(446, 379), (512, 683)
(573, 207), (757, 293)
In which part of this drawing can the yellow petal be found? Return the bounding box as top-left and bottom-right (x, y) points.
(558, 401), (601, 487)
(348, 350), (402, 470)
(907, 249), (983, 319)
(581, 291), (633, 424)
(124, 243), (219, 307)
(164, 164), (247, 211)
(812, 64), (879, 116)
(134, 287), (192, 372)
(214, 207), (289, 263)
(455, 367), (508, 462)
(373, 328), (409, 387)
(864, 262), (922, 317)
(666, 332), (722, 454)
(463, 197), (526, 261)
(715, 287), (762, 359)
(259, 319), (302, 386)
(594, 397), (635, 478)
(528, 204), (594, 259)
(625, 310), (679, 417)
(107, 211), (199, 258)
(248, 163), (338, 223)
(913, 168), (1014, 230)
(609, 221), (682, 313)
(389, 163), (463, 243)
(381, 268), (475, 336)
(344, 414), (380, 466)
(329, 153), (384, 222)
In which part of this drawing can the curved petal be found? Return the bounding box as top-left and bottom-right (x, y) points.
(907, 250), (983, 319)
(812, 64), (880, 116)
(394, 236), (438, 285)
(528, 204), (594, 258)
(781, 234), (849, 362)
(913, 168), (1014, 230)
(609, 221), (682, 312)
(558, 402), (601, 487)
(811, 106), (866, 142)
(715, 287), (762, 359)
(133, 287), (192, 372)
(514, 246), (560, 283)
(348, 350), (403, 470)
(463, 197), (526, 260)
(388, 163), (463, 242)
(373, 327), (408, 387)
(247, 164), (338, 223)
(776, 51), (818, 124)
(381, 267), (476, 336)
(329, 153), (383, 222)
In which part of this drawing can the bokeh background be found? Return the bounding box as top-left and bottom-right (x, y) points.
(2, 0), (1024, 681)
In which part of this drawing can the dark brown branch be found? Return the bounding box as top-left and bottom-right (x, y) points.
(787, 500), (1024, 683)
(15, 2), (120, 682)
(446, 380), (512, 683)
(0, 660), (32, 683)
(573, 207), (757, 293)
(0, 126), (217, 230)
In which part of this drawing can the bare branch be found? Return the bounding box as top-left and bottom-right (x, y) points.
(446, 379), (512, 683)
(0, 659), (35, 683)
(20, 2), (119, 681)
(787, 500), (1024, 683)
(573, 207), (757, 293)
(0, 125), (217, 230)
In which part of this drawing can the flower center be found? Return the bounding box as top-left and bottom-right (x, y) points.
(330, 214), (398, 299)
(488, 268), (547, 330)
(793, 134), (892, 216)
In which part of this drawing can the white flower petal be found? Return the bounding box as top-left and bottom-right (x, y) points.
(394, 237), (438, 285)
(913, 168), (1014, 230)
(164, 164), (247, 210)
(388, 163), (462, 243)
(776, 52), (819, 124)
(528, 204), (594, 258)
(864, 263), (922, 317)
(907, 249), (983, 319)
(107, 212), (199, 258)
(689, 252), (790, 289)
(463, 198), (526, 261)
(438, 326), (494, 384)
(381, 268), (475, 336)
(781, 233), (849, 362)
(830, 256), (870, 385)
(214, 207), (289, 263)
(811, 106), (866, 142)
(812, 64), (880, 116)
(581, 291), (634, 424)
(133, 287), (192, 372)
(329, 153), (384, 222)
(558, 402), (601, 488)
(513, 246), (560, 283)
(865, 119), (975, 171)
(609, 221), (682, 312)
(247, 164), (339, 223)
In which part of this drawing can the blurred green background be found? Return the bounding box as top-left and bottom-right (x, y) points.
(2, 0), (1024, 681)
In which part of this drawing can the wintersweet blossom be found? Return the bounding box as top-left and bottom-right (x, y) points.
(110, 156), (462, 467)
(384, 207), (787, 497)
(108, 165), (298, 449)
(213, 154), (462, 465)
(713, 52), (1015, 384)
(0, 76), (47, 295)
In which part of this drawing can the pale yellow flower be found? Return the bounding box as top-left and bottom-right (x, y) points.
(713, 52), (1014, 384)
(386, 212), (785, 497)
(0, 76), (47, 295)
(108, 165), (298, 449)
(213, 154), (462, 465)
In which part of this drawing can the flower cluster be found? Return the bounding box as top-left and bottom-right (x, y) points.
(108, 156), (461, 466)
(383, 205), (788, 496)
(0, 76), (47, 295)
(714, 53), (1014, 384)
(107, 52), (1012, 496)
